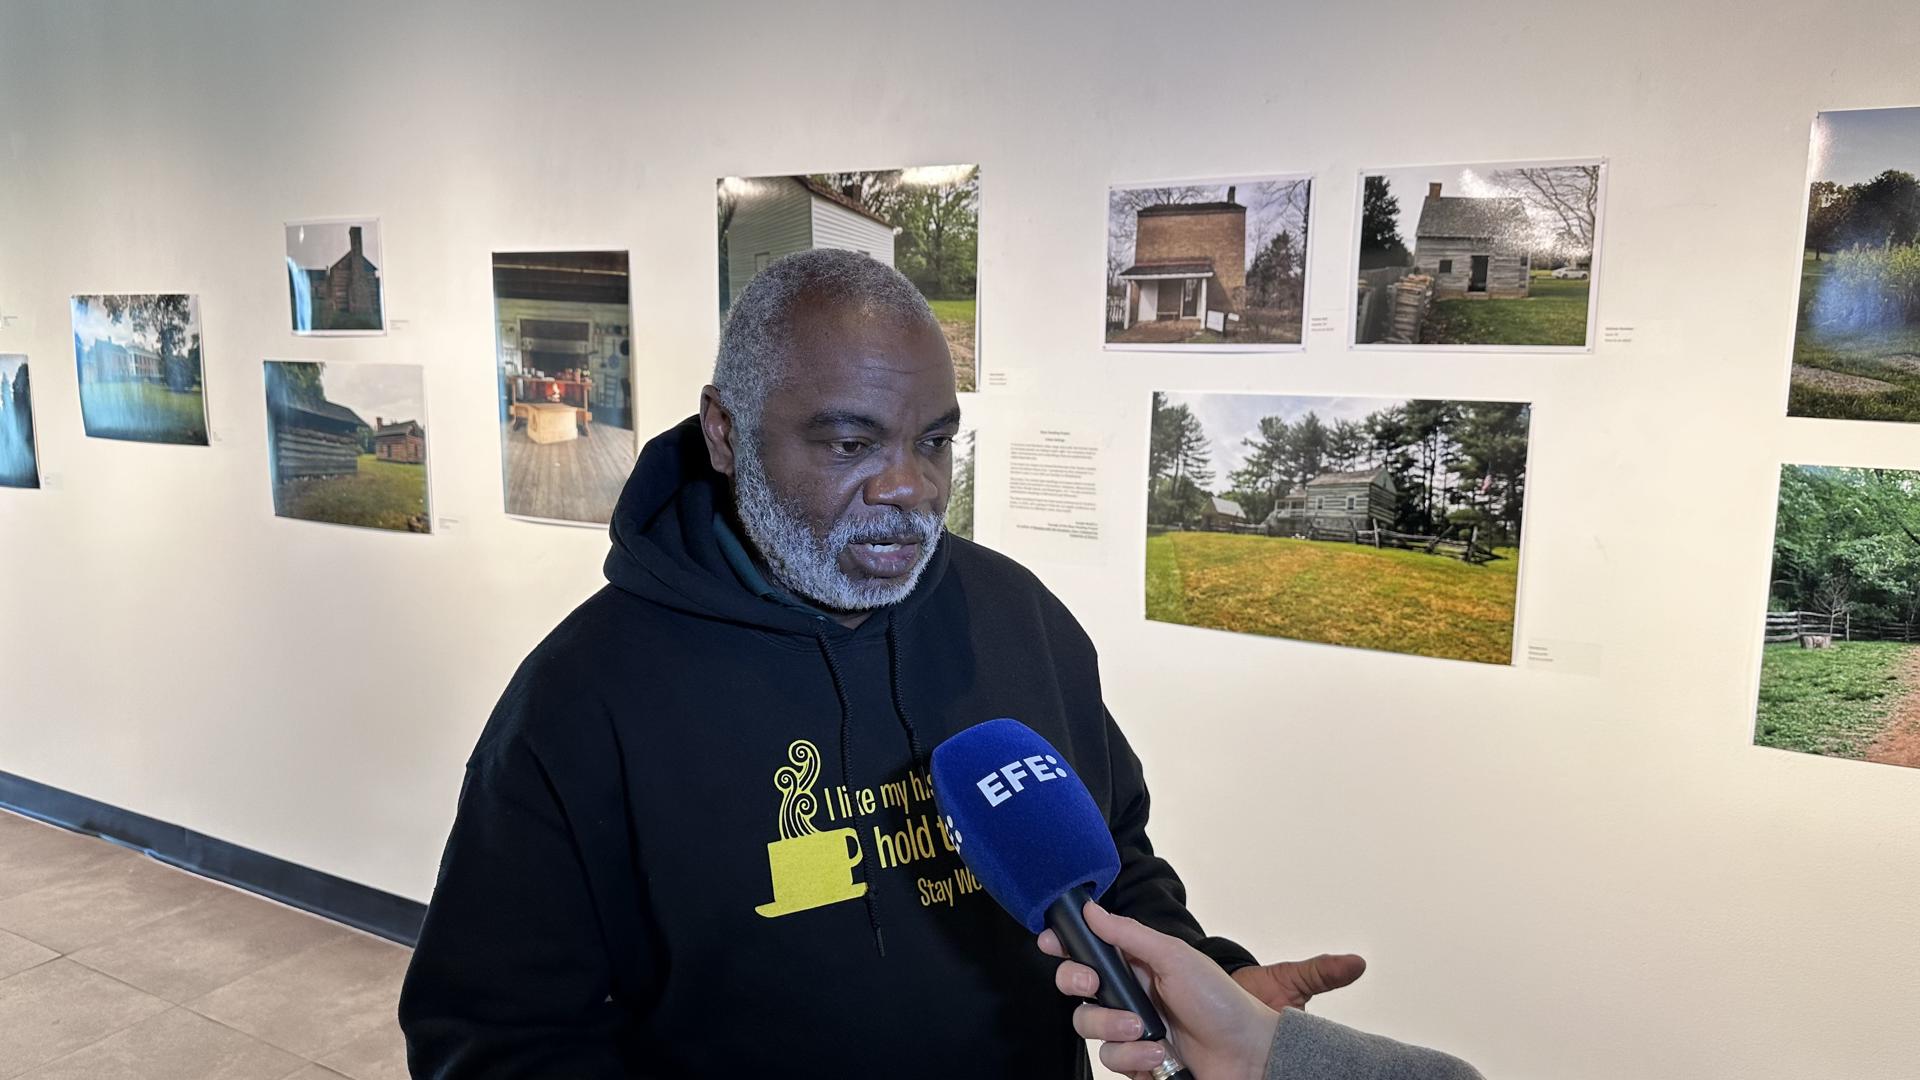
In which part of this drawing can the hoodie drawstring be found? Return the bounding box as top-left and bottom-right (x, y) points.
(811, 614), (929, 961)
(885, 613), (928, 772)
(813, 626), (888, 958)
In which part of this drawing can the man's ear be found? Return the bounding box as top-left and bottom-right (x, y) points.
(698, 386), (737, 477)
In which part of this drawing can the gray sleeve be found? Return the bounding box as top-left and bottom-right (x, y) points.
(1264, 1007), (1484, 1080)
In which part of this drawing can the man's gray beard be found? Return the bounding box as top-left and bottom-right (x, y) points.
(732, 435), (943, 612)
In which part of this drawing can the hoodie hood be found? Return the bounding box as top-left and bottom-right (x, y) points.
(603, 416), (951, 640)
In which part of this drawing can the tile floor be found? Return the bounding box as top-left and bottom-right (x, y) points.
(0, 807), (412, 1080)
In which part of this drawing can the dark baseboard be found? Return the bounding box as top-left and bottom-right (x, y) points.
(0, 769), (425, 947)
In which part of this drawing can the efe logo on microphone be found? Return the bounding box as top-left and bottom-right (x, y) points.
(975, 754), (1068, 807)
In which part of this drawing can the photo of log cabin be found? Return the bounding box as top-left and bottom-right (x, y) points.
(1354, 160), (1604, 349)
(1147, 390), (1531, 664)
(286, 218), (386, 334)
(0, 355), (37, 489)
(1106, 176), (1312, 348)
(493, 250), (634, 525)
(263, 360), (430, 533)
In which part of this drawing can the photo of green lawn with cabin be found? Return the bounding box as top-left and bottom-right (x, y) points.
(1353, 163), (1601, 349)
(1147, 392), (1530, 665)
(1785, 108), (1920, 423)
(1756, 465), (1920, 770)
(265, 360), (431, 534)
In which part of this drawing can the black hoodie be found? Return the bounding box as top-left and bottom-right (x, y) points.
(399, 418), (1256, 1079)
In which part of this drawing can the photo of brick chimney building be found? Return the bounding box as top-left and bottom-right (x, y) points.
(286, 218), (387, 334)
(1106, 175), (1312, 349)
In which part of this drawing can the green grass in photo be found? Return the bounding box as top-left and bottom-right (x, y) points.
(1421, 272), (1590, 347)
(278, 454), (427, 532)
(1755, 640), (1915, 758)
(1143, 531), (1518, 664)
(78, 381), (207, 444)
(1787, 254), (1920, 422)
(926, 298), (975, 324)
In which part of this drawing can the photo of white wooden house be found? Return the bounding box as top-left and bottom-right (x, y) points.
(1263, 468), (1398, 535)
(1412, 182), (1532, 300)
(721, 176), (897, 308)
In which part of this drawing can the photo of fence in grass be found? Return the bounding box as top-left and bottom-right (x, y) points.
(1105, 176), (1311, 349)
(1146, 391), (1530, 665)
(1785, 108), (1920, 423)
(263, 360), (431, 534)
(1353, 159), (1604, 350)
(71, 294), (209, 445)
(718, 165), (980, 392)
(1756, 464), (1920, 770)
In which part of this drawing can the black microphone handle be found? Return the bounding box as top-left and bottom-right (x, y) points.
(1044, 885), (1196, 1079)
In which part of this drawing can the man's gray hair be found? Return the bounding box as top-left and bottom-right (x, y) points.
(714, 248), (939, 442)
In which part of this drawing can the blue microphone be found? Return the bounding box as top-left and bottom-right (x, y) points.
(932, 719), (1191, 1079)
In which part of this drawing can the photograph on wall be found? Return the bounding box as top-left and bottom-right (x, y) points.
(1353, 159), (1605, 349)
(71, 294), (209, 445)
(1757, 464), (1920, 770)
(1105, 176), (1312, 349)
(263, 360), (430, 533)
(286, 218), (386, 334)
(0, 355), (38, 489)
(945, 420), (976, 541)
(1785, 108), (1920, 423)
(493, 250), (635, 526)
(1146, 391), (1531, 665)
(718, 165), (980, 391)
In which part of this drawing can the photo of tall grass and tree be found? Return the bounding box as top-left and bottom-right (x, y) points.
(718, 165), (980, 391)
(264, 360), (430, 534)
(1354, 160), (1603, 349)
(1146, 391), (1530, 665)
(1786, 108), (1920, 423)
(1757, 465), (1920, 770)
(71, 294), (208, 445)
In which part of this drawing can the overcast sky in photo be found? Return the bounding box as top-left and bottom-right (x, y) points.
(1366, 162), (1602, 258)
(70, 295), (198, 351)
(280, 361), (425, 430)
(1811, 107), (1920, 185)
(1163, 391), (1407, 479)
(286, 220), (382, 271)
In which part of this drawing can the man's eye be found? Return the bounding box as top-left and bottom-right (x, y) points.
(830, 440), (867, 457)
(925, 435), (953, 452)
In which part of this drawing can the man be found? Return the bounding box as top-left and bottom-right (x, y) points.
(399, 249), (1361, 1078)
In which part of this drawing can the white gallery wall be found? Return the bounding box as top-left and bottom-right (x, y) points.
(2, 0), (1918, 1075)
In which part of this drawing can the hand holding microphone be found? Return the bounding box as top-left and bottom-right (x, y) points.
(1039, 899), (1278, 1080)
(931, 719), (1195, 1079)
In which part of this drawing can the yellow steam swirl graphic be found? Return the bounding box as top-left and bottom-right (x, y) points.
(772, 740), (822, 841)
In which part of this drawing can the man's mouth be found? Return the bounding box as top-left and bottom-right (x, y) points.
(846, 535), (924, 577)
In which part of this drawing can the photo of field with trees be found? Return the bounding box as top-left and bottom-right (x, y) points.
(1787, 108), (1920, 423)
(1146, 391), (1531, 665)
(1758, 465), (1920, 770)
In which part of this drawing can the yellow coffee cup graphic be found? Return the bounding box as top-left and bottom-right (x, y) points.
(755, 827), (867, 917)
(754, 739), (868, 918)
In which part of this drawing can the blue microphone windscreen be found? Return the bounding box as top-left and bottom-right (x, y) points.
(930, 718), (1121, 934)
